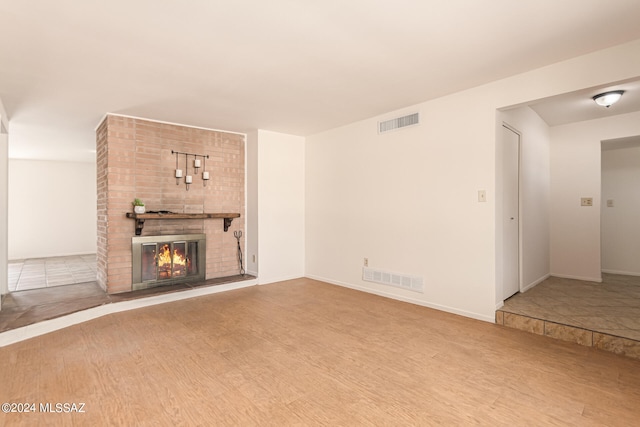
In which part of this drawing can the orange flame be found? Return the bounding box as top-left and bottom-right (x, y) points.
(157, 244), (187, 269)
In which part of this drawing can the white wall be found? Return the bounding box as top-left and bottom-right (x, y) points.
(306, 100), (497, 321)
(601, 142), (640, 275)
(550, 112), (640, 281)
(499, 107), (551, 294)
(254, 130), (305, 284)
(8, 159), (97, 260)
(306, 39), (640, 322)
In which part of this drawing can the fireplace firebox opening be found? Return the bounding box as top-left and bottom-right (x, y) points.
(132, 234), (206, 291)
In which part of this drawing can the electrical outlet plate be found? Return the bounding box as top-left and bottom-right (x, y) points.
(364, 258), (368, 267)
(581, 197), (593, 207)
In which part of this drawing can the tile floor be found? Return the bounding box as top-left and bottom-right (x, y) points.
(497, 274), (640, 359)
(8, 254), (97, 291)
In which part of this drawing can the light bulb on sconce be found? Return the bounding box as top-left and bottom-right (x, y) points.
(202, 171), (210, 186)
(173, 150), (183, 185)
(194, 158), (201, 170)
(185, 175), (193, 191)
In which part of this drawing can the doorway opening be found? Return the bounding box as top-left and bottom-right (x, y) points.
(601, 135), (640, 277)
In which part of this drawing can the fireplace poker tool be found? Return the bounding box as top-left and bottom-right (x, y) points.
(234, 230), (245, 276)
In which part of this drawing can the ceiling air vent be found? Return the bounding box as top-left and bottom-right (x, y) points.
(378, 112), (419, 134)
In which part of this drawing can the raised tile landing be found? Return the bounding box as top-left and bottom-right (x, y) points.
(496, 274), (640, 359)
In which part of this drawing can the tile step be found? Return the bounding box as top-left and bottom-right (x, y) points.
(496, 310), (640, 360)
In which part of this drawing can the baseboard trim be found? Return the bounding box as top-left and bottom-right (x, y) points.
(550, 273), (602, 283)
(521, 273), (550, 293)
(305, 274), (495, 323)
(9, 252), (96, 262)
(601, 269), (640, 277)
(258, 274), (305, 285)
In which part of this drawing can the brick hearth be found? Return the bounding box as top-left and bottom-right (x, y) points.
(96, 115), (245, 293)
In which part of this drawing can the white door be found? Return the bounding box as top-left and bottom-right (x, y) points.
(502, 125), (520, 299)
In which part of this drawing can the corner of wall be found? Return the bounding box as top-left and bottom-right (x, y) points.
(0, 99), (8, 297)
(246, 130), (259, 279)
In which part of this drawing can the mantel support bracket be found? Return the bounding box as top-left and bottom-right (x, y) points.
(135, 219), (145, 236)
(224, 218), (233, 232)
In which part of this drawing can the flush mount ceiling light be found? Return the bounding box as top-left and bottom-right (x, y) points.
(592, 90), (624, 108)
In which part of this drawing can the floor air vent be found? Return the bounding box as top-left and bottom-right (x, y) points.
(378, 112), (419, 134)
(363, 267), (424, 293)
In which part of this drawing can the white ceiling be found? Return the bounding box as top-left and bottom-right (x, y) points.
(2, 0), (640, 162)
(528, 78), (640, 126)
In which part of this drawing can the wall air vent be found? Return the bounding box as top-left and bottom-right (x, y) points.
(378, 112), (420, 134)
(363, 267), (424, 293)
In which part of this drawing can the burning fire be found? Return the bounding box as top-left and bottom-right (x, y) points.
(157, 244), (188, 276)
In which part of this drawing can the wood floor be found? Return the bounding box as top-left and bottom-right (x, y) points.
(1, 278), (639, 426)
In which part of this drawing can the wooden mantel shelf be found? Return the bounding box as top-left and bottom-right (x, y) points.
(126, 212), (240, 235)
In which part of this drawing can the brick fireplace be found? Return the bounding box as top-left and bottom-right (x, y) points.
(96, 115), (245, 293)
